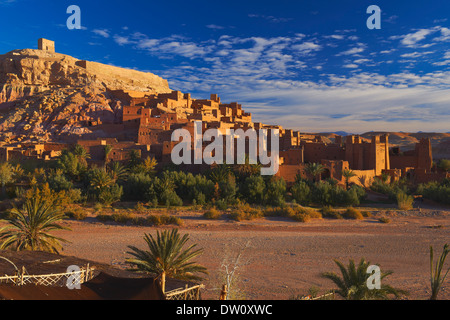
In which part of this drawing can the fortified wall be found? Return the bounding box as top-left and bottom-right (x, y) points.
(75, 60), (171, 93)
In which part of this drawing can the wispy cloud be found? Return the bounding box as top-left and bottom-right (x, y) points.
(92, 29), (110, 38)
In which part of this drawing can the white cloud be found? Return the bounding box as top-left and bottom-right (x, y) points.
(92, 29), (110, 38)
(336, 44), (366, 56)
(206, 24), (225, 30)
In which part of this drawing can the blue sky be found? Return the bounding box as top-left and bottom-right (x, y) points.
(1, 0), (450, 133)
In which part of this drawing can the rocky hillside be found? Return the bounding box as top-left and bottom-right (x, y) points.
(0, 49), (171, 144)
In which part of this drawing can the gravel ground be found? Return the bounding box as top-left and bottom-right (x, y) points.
(52, 207), (450, 301)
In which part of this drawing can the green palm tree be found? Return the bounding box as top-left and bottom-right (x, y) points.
(234, 155), (261, 179)
(72, 144), (91, 160)
(322, 258), (408, 300)
(0, 162), (13, 198)
(126, 229), (208, 293)
(430, 244), (450, 300)
(90, 168), (115, 190)
(108, 161), (129, 183)
(136, 156), (158, 176)
(305, 163), (325, 183)
(209, 163), (232, 184)
(103, 145), (113, 166)
(342, 169), (357, 190)
(0, 196), (70, 254)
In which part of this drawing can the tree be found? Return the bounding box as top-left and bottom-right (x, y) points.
(0, 162), (14, 198)
(437, 159), (450, 173)
(342, 169), (357, 190)
(135, 156), (158, 176)
(209, 163), (232, 184)
(322, 258), (408, 300)
(103, 145), (113, 166)
(0, 185), (70, 254)
(430, 244), (450, 300)
(108, 161), (129, 183)
(127, 150), (142, 169)
(72, 144), (91, 161)
(56, 150), (87, 180)
(126, 229), (208, 293)
(90, 168), (115, 190)
(305, 163), (325, 183)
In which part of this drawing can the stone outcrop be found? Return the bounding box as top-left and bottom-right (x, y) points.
(0, 48), (172, 144)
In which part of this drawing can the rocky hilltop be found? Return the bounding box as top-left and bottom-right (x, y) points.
(0, 48), (171, 144)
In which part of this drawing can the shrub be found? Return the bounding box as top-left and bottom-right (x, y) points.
(342, 207), (364, 220)
(135, 202), (146, 213)
(147, 215), (184, 226)
(229, 204), (264, 221)
(416, 180), (450, 205)
(98, 184), (123, 205)
(214, 199), (228, 211)
(65, 208), (88, 221)
(265, 176), (287, 206)
(396, 191), (413, 210)
(378, 217), (391, 224)
(112, 212), (133, 224)
(242, 175), (266, 204)
(289, 206), (322, 222)
(290, 181), (311, 206)
(160, 189), (183, 207)
(204, 208), (222, 220)
(321, 206), (343, 219)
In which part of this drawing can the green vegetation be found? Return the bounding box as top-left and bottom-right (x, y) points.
(322, 258), (408, 300)
(416, 178), (450, 205)
(396, 191), (414, 210)
(126, 229), (208, 292)
(342, 207), (364, 220)
(0, 185), (71, 253)
(430, 244), (449, 300)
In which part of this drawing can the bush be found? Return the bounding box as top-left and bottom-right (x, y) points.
(122, 173), (154, 201)
(265, 176), (287, 206)
(378, 217), (391, 224)
(320, 206), (343, 219)
(396, 191), (413, 210)
(242, 175), (266, 204)
(214, 199), (228, 210)
(204, 208), (222, 220)
(65, 208), (88, 221)
(160, 189), (183, 207)
(229, 204), (264, 221)
(291, 181), (311, 206)
(147, 215), (184, 226)
(417, 180), (450, 205)
(98, 184), (123, 205)
(342, 207), (364, 220)
(135, 202), (146, 213)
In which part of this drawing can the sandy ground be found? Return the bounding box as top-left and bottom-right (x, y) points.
(51, 206), (450, 301)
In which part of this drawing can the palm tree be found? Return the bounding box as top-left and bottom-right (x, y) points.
(126, 229), (208, 293)
(72, 144), (91, 161)
(322, 258), (408, 300)
(127, 149), (142, 169)
(0, 162), (13, 198)
(234, 155), (261, 179)
(305, 163), (325, 183)
(0, 194), (70, 254)
(90, 168), (115, 190)
(136, 156), (158, 176)
(103, 145), (113, 166)
(342, 169), (357, 190)
(209, 163), (232, 184)
(430, 244), (449, 300)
